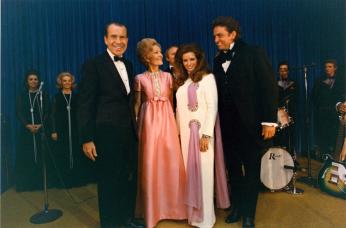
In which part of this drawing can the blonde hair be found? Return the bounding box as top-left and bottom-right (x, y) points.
(136, 38), (161, 68)
(56, 72), (76, 89)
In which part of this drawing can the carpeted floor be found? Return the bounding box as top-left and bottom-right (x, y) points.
(1, 158), (345, 228)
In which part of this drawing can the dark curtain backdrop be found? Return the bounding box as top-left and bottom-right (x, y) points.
(2, 0), (345, 169)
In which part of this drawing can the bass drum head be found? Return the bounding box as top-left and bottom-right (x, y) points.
(261, 147), (294, 190)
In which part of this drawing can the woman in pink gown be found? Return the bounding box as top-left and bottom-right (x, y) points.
(134, 38), (187, 227)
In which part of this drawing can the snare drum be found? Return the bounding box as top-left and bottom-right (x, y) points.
(277, 107), (293, 129)
(261, 147), (294, 190)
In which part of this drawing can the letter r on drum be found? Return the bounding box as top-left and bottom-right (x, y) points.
(269, 153), (276, 160)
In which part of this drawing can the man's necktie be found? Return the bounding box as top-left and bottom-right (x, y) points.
(220, 50), (234, 62)
(114, 56), (124, 62)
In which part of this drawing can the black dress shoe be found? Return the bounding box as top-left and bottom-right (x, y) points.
(225, 208), (241, 223)
(242, 216), (255, 228)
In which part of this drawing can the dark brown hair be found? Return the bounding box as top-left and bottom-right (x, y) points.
(174, 43), (210, 86)
(212, 16), (241, 40)
(324, 59), (337, 68)
(23, 70), (40, 90)
(104, 21), (128, 37)
(278, 60), (289, 71)
(165, 45), (178, 58)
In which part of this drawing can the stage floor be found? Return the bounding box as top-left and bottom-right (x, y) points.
(1, 158), (345, 228)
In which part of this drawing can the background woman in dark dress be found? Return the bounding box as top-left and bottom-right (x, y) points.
(51, 72), (92, 188)
(15, 70), (50, 192)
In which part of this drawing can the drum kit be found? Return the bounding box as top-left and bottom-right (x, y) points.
(260, 101), (304, 195)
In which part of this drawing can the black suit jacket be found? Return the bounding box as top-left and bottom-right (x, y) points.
(213, 40), (278, 143)
(312, 74), (345, 112)
(311, 74), (345, 145)
(164, 66), (173, 74)
(77, 52), (136, 144)
(163, 65), (178, 111)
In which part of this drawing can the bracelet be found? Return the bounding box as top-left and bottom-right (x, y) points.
(202, 134), (211, 139)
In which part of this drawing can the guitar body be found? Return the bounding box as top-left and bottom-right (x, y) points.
(318, 154), (346, 199)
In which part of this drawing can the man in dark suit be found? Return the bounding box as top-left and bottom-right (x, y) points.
(164, 45), (178, 75)
(312, 59), (345, 159)
(163, 45), (178, 111)
(77, 22), (138, 228)
(212, 16), (278, 228)
(275, 61), (298, 152)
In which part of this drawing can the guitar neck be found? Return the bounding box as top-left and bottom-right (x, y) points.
(343, 114), (346, 138)
(334, 113), (346, 156)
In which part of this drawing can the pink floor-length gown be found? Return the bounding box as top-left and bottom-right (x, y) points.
(134, 71), (187, 228)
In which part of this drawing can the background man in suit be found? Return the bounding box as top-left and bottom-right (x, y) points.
(164, 45), (178, 75)
(275, 61), (298, 153)
(312, 59), (345, 160)
(164, 45), (178, 111)
(212, 16), (278, 228)
(77, 22), (138, 228)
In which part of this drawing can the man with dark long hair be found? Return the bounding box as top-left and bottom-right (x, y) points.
(212, 16), (278, 228)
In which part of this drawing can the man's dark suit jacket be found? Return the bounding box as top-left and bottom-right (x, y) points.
(164, 66), (173, 75)
(77, 51), (138, 226)
(77, 52), (137, 144)
(312, 74), (345, 152)
(163, 65), (177, 111)
(213, 40), (278, 147)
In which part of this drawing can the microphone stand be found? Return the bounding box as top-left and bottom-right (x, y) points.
(30, 83), (63, 224)
(297, 65), (318, 188)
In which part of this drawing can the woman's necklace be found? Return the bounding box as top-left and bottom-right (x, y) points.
(62, 91), (74, 168)
(28, 90), (39, 162)
(148, 71), (161, 97)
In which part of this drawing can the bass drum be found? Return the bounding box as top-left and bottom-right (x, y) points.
(261, 147), (294, 190)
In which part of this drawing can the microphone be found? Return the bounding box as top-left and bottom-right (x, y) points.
(304, 62), (317, 68)
(291, 63), (317, 71)
(303, 65), (307, 73)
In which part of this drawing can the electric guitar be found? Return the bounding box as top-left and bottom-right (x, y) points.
(318, 154), (346, 199)
(336, 107), (346, 161)
(318, 110), (346, 199)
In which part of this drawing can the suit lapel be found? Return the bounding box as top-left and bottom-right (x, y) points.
(225, 41), (242, 76)
(103, 53), (128, 95)
(124, 59), (134, 94)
